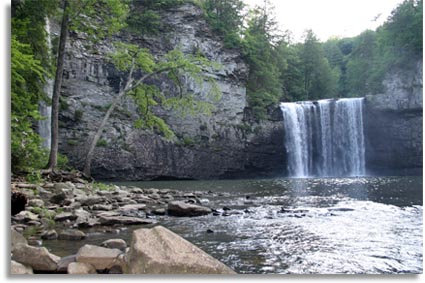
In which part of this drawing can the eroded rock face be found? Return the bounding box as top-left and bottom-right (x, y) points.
(57, 3), (285, 181)
(364, 59), (423, 175)
(125, 226), (236, 274)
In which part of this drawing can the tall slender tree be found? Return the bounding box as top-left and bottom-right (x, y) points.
(46, 0), (128, 171)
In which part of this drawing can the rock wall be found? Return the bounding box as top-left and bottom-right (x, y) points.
(364, 59), (423, 175)
(58, 4), (285, 180)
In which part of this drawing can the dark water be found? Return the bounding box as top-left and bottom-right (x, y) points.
(44, 176), (423, 274)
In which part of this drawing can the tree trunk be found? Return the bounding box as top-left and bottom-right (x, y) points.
(46, 0), (69, 170)
(82, 89), (127, 177)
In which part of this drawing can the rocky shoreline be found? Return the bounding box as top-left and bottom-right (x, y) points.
(11, 180), (236, 274)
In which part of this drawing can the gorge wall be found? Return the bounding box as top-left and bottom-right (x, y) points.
(57, 4), (285, 180)
(364, 59), (423, 175)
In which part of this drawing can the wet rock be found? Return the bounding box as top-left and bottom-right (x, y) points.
(125, 226), (236, 274)
(11, 260), (33, 274)
(152, 208), (166, 215)
(12, 244), (60, 271)
(134, 195), (155, 204)
(206, 229), (214, 233)
(58, 229), (86, 240)
(68, 262), (97, 274)
(54, 212), (77, 222)
(57, 255), (76, 273)
(101, 239), (127, 251)
(76, 244), (121, 270)
(167, 201), (212, 217)
(27, 238), (43, 246)
(99, 216), (154, 226)
(41, 229), (58, 240)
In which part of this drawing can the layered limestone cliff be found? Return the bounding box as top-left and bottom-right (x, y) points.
(58, 4), (285, 180)
(364, 59), (423, 175)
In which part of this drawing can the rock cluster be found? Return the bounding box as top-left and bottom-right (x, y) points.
(10, 180), (235, 274)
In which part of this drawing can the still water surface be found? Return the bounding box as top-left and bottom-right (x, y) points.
(45, 176), (423, 274)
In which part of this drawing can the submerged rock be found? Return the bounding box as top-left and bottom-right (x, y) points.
(125, 225), (235, 274)
(58, 229), (86, 240)
(167, 201), (212, 217)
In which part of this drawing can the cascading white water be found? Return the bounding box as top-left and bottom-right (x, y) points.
(38, 17), (53, 149)
(280, 98), (366, 177)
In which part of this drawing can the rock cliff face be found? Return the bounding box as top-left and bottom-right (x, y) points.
(58, 4), (285, 180)
(364, 59), (423, 175)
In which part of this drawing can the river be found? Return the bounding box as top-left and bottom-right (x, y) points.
(44, 176), (423, 274)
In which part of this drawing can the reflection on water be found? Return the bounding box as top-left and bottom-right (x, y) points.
(45, 176), (423, 274)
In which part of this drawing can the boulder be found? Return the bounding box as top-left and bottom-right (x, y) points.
(49, 191), (67, 205)
(55, 212), (77, 222)
(11, 228), (27, 253)
(91, 204), (113, 211)
(15, 210), (39, 222)
(28, 199), (44, 208)
(99, 216), (154, 226)
(11, 260), (33, 274)
(125, 226), (236, 274)
(76, 244), (121, 270)
(12, 244), (60, 271)
(118, 204), (146, 212)
(167, 201), (212, 217)
(39, 229), (58, 240)
(101, 239), (127, 251)
(58, 229), (86, 240)
(67, 262), (97, 274)
(76, 196), (106, 206)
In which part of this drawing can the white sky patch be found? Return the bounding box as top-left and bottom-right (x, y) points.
(243, 0), (405, 42)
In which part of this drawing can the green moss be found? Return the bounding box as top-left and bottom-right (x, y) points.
(67, 139), (79, 146)
(74, 109), (83, 121)
(96, 139), (108, 147)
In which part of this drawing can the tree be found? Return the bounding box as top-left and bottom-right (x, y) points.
(203, 0), (246, 48)
(46, 0), (128, 171)
(82, 44), (221, 177)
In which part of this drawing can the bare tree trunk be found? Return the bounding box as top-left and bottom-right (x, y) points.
(82, 63), (177, 177)
(46, 0), (69, 171)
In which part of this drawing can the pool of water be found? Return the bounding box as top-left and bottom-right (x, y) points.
(45, 176), (423, 274)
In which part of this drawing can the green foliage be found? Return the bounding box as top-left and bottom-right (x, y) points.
(74, 109), (84, 121)
(68, 0), (129, 42)
(11, 35), (49, 173)
(202, 0), (245, 48)
(96, 139), (108, 147)
(92, 182), (114, 191)
(26, 170), (43, 184)
(126, 0), (185, 35)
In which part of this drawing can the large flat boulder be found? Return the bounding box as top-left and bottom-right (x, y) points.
(67, 262), (97, 274)
(167, 201), (212, 217)
(125, 226), (236, 274)
(99, 215), (154, 226)
(76, 244), (121, 270)
(12, 244), (60, 271)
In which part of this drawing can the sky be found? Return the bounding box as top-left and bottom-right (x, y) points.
(243, 0), (405, 42)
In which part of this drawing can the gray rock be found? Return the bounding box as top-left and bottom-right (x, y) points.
(41, 229), (58, 240)
(118, 204), (146, 212)
(91, 204), (113, 211)
(11, 260), (33, 274)
(68, 262), (97, 274)
(152, 208), (166, 215)
(58, 229), (86, 240)
(76, 244), (121, 270)
(15, 211), (39, 222)
(55, 212), (77, 222)
(49, 191), (67, 205)
(101, 239), (127, 251)
(12, 244), (60, 271)
(167, 201), (212, 217)
(99, 216), (154, 226)
(125, 226), (235, 274)
(77, 196), (106, 206)
(28, 199), (44, 208)
(11, 228), (27, 253)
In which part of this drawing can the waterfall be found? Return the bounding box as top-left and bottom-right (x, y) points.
(280, 98), (366, 177)
(38, 17), (53, 150)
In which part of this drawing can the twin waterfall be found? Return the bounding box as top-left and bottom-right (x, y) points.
(280, 98), (366, 178)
